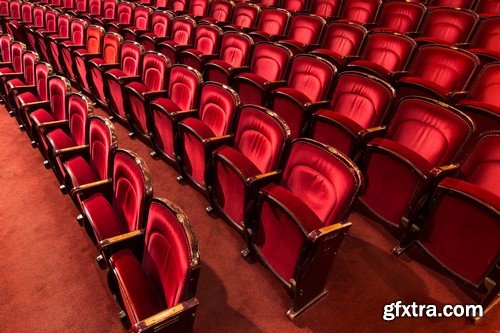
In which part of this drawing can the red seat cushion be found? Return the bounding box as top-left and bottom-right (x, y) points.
(64, 155), (100, 187)
(81, 193), (128, 241)
(398, 76), (450, 98)
(0, 67), (13, 74)
(126, 81), (149, 95)
(214, 145), (262, 180)
(6, 77), (24, 88)
(46, 128), (76, 151)
(106, 68), (127, 79)
(29, 109), (55, 126)
(151, 97), (182, 113)
(17, 91), (38, 105)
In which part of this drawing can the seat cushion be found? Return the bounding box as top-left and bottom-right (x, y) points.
(29, 109), (55, 126)
(398, 76), (450, 98)
(106, 68), (127, 79)
(81, 193), (128, 241)
(110, 249), (164, 324)
(6, 77), (24, 89)
(214, 145), (262, 180)
(64, 155), (100, 187)
(151, 97), (182, 113)
(17, 91), (38, 105)
(0, 67), (13, 74)
(46, 128), (76, 151)
(126, 81), (149, 95)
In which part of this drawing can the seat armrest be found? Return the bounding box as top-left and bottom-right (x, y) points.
(21, 100), (50, 112)
(37, 119), (69, 130)
(54, 144), (89, 159)
(98, 229), (145, 257)
(74, 52), (101, 60)
(96, 63), (120, 70)
(143, 90), (169, 100)
(447, 90), (469, 103)
(454, 42), (471, 48)
(63, 44), (85, 50)
(391, 71), (409, 82)
(308, 221), (352, 242)
(12, 84), (36, 94)
(305, 100), (330, 112)
(246, 170), (282, 189)
(230, 66), (250, 76)
(430, 163), (460, 178)
(203, 134), (234, 148)
(359, 125), (387, 141)
(406, 32), (419, 38)
(264, 80), (287, 90)
(170, 109), (198, 120)
(0, 72), (23, 79)
(70, 178), (113, 200)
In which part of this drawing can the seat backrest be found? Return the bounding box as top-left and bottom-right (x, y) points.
(167, 65), (203, 112)
(259, 0), (279, 5)
(219, 31), (253, 68)
(189, 0), (210, 17)
(116, 2), (135, 24)
(281, 138), (363, 225)
(470, 16), (500, 53)
(103, 0), (116, 19)
(112, 149), (152, 232)
(35, 62), (53, 101)
(22, 51), (38, 86)
(0, 0), (8, 16)
(419, 8), (478, 45)
(85, 25), (104, 54)
(231, 3), (260, 29)
(102, 33), (122, 64)
(45, 10), (57, 32)
(199, 82), (240, 137)
(466, 62), (500, 111)
(0, 35), (12, 62)
(141, 51), (170, 92)
(75, 0), (87, 11)
(429, 0), (475, 8)
(310, 0), (342, 19)
(234, 105), (290, 173)
(387, 97), (474, 167)
(88, 0), (102, 15)
(476, 0), (500, 16)
(171, 16), (196, 46)
(256, 8), (291, 36)
(376, 0), (425, 34)
(169, 0), (188, 12)
(286, 14), (326, 46)
(460, 131), (500, 196)
(9, 1), (21, 20)
(20, 3), (33, 23)
(320, 21), (367, 57)
(283, 0), (308, 12)
(208, 0), (234, 23)
(360, 31), (416, 72)
(57, 15), (71, 38)
(286, 54), (336, 102)
(62, 0), (74, 9)
(142, 198), (199, 308)
(133, 5), (152, 30)
(341, 0), (381, 24)
(120, 41), (144, 76)
(151, 11), (173, 38)
(409, 45), (480, 93)
(88, 115), (117, 180)
(70, 19), (87, 45)
(250, 42), (293, 82)
(48, 76), (71, 121)
(193, 23), (222, 55)
(32, 5), (45, 27)
(67, 93), (93, 146)
(11, 42), (25, 73)
(328, 71), (395, 128)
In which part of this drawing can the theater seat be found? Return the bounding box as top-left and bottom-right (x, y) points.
(106, 198), (200, 333)
(428, 0), (476, 9)
(223, 2), (259, 31)
(176, 82), (241, 191)
(49, 18), (86, 75)
(309, 0), (342, 20)
(245, 138), (362, 319)
(136, 11), (174, 52)
(248, 8), (291, 43)
(105, 2), (135, 34)
(79, 0), (104, 23)
(206, 105), (290, 232)
(122, 6), (153, 42)
(278, 13), (326, 54)
(308, 71), (395, 157)
(185, 0), (210, 20)
(35, 14), (70, 64)
(282, 0), (308, 13)
(25, 9), (57, 56)
(462, 16), (500, 63)
(372, 0), (425, 34)
(158, 15), (196, 64)
(359, 97), (474, 228)
(181, 23), (223, 72)
(199, 0), (234, 26)
(475, 0), (500, 17)
(88, 0), (116, 26)
(339, 0), (381, 25)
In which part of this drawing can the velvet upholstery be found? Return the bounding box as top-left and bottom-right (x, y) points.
(279, 14), (326, 53)
(4, 50), (38, 108)
(150, 65), (203, 162)
(158, 15), (196, 64)
(136, 11), (173, 51)
(208, 105), (290, 231)
(168, 0), (188, 13)
(309, 71), (395, 155)
(428, 0), (476, 9)
(181, 23), (223, 71)
(466, 16), (500, 62)
(0, 34), (12, 62)
(249, 8), (291, 42)
(283, 0), (308, 12)
(122, 6), (153, 42)
(374, 0), (425, 34)
(475, 0), (500, 17)
(50, 18), (86, 74)
(360, 97), (474, 227)
(201, 0), (234, 25)
(188, 0), (210, 19)
(37, 14), (70, 64)
(310, 0), (342, 19)
(226, 3), (259, 30)
(340, 0), (381, 24)
(105, 2), (134, 34)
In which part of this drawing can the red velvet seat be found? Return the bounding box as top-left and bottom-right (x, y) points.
(6, 2), (33, 43)
(282, 0), (309, 13)
(199, 0), (235, 26)
(122, 6), (154, 42)
(346, 31), (416, 80)
(67, 0), (88, 17)
(372, 0), (425, 34)
(90, 0), (116, 26)
(17, 4), (44, 50)
(157, 15), (196, 64)
(0, 34), (13, 63)
(0, 0), (20, 32)
(223, 2), (260, 31)
(359, 97), (474, 228)
(105, 2), (135, 34)
(278, 13), (326, 54)
(309, 0), (342, 20)
(125, 51), (171, 144)
(245, 138), (362, 319)
(248, 8), (291, 43)
(308, 71), (395, 157)
(163, 0), (189, 14)
(462, 16), (500, 63)
(0, 41), (25, 80)
(103, 41), (144, 125)
(25, 8), (57, 56)
(413, 7), (478, 46)
(136, 11), (174, 52)
(475, 0), (500, 17)
(311, 21), (367, 67)
(428, 0), (476, 8)
(206, 105), (290, 232)
(35, 14), (70, 64)
(79, 0), (103, 23)
(185, 0), (210, 20)
(271, 54), (337, 139)
(397, 44), (480, 101)
(339, 0), (381, 25)
(204, 31), (253, 85)
(106, 197), (200, 333)
(233, 41), (293, 105)
(49, 18), (87, 75)
(149, 65), (203, 164)
(181, 23), (223, 71)
(176, 82), (241, 191)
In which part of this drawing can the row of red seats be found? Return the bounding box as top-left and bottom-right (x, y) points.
(1, 0), (499, 321)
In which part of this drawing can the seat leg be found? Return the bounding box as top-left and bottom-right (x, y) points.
(176, 175), (186, 184)
(76, 214), (84, 226)
(19, 124), (25, 131)
(96, 254), (107, 270)
(241, 248), (256, 264)
(31, 140), (38, 148)
(118, 310), (131, 329)
(59, 184), (67, 195)
(205, 206), (215, 216)
(43, 160), (51, 169)
(128, 132), (136, 139)
(286, 289), (328, 321)
(150, 150), (159, 160)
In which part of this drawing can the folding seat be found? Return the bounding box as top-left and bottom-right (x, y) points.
(157, 15), (197, 64)
(475, 0), (500, 17)
(308, 71), (395, 157)
(89, 0), (117, 26)
(124, 51), (171, 144)
(282, 0), (309, 13)
(6, 2), (33, 43)
(359, 96), (474, 228)
(455, 62), (500, 133)
(397, 45), (480, 102)
(106, 197), (200, 333)
(104, 42), (144, 126)
(50, 0), (76, 12)
(248, 8), (291, 43)
(255, 0), (279, 6)
(205, 105), (290, 232)
(371, 0), (426, 34)
(309, 0), (342, 20)
(48, 18), (87, 75)
(270, 54), (337, 139)
(338, 0), (382, 25)
(176, 82), (240, 192)
(0, 34), (13, 64)
(16, 4), (45, 50)
(311, 21), (367, 68)
(205, 31), (253, 85)
(34, 14), (70, 64)
(277, 14), (326, 54)
(394, 131), (500, 315)
(346, 31), (416, 80)
(223, 2), (260, 31)
(67, 0), (89, 17)
(79, 0), (103, 23)
(180, 23), (223, 72)
(233, 41), (293, 106)
(0, 0), (21, 32)
(199, 0), (235, 26)
(0, 41), (25, 76)
(411, 8), (478, 46)
(428, 0), (476, 8)
(185, 0), (211, 20)
(244, 138), (362, 319)
(76, 149), (153, 256)
(121, 6), (154, 42)
(163, 0), (189, 14)
(25, 9), (57, 55)
(136, 11), (174, 52)
(104, 2), (136, 34)
(149, 65), (203, 164)
(460, 16), (500, 63)
(60, 24), (104, 86)
(0, 0), (8, 18)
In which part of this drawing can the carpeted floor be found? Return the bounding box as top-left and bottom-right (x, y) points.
(0, 105), (498, 333)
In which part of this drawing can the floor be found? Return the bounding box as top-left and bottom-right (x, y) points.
(0, 105), (498, 333)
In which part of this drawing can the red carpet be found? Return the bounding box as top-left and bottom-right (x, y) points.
(0, 106), (498, 333)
